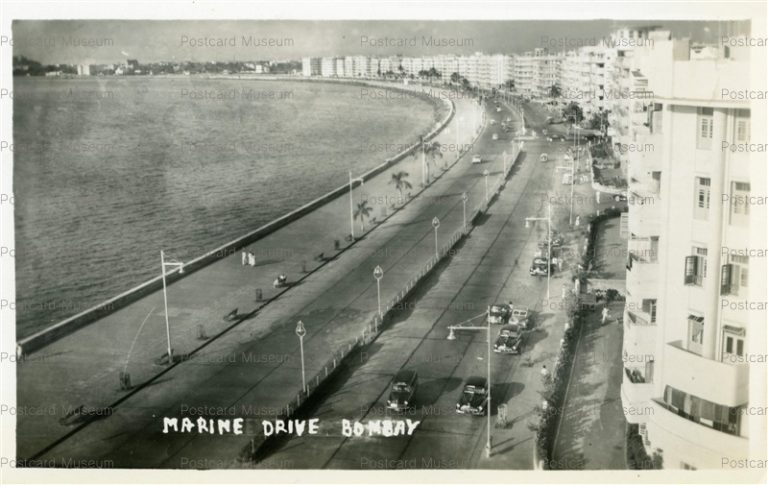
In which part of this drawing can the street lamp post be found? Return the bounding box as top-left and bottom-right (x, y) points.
(160, 249), (184, 364)
(555, 156), (576, 226)
(373, 265), (384, 324)
(525, 199), (553, 300)
(295, 320), (307, 393)
(502, 150), (508, 175)
(446, 312), (492, 457)
(461, 192), (469, 229)
(431, 217), (440, 259)
(482, 169), (490, 203)
(349, 171), (364, 239)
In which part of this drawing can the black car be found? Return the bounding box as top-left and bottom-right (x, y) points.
(494, 324), (525, 354)
(387, 369), (418, 411)
(456, 377), (489, 416)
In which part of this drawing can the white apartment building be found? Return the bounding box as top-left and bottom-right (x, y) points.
(514, 48), (563, 98)
(320, 57), (339, 77)
(301, 57), (321, 77)
(620, 35), (765, 469)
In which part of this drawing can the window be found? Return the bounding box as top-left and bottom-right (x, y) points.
(735, 110), (749, 143)
(685, 248), (707, 286)
(732, 255), (749, 288)
(730, 181), (750, 225)
(644, 358), (655, 383)
(694, 177), (711, 219)
(697, 107), (714, 149)
(642, 299), (657, 322)
(688, 314), (704, 353)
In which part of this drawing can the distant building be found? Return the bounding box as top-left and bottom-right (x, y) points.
(301, 57), (321, 77)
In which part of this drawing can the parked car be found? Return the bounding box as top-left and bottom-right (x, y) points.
(492, 133), (499, 141)
(529, 257), (554, 277)
(496, 107), (502, 112)
(493, 324), (525, 354)
(488, 303), (512, 325)
(387, 369), (418, 411)
(456, 377), (489, 416)
(510, 306), (532, 330)
(471, 154), (483, 164)
(539, 153), (549, 162)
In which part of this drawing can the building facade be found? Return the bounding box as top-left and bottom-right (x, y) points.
(620, 35), (765, 469)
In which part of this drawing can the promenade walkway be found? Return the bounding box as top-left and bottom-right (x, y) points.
(17, 84), (497, 465)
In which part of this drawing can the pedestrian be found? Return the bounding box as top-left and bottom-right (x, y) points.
(540, 365), (550, 383)
(241, 251), (247, 266)
(575, 215), (580, 228)
(248, 252), (256, 267)
(602, 306), (610, 324)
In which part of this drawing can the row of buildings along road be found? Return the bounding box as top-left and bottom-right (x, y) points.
(303, 25), (767, 471)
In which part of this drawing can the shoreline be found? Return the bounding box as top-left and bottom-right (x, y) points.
(16, 78), (456, 355)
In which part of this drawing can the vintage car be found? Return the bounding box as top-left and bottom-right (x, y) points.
(471, 154), (483, 164)
(529, 257), (554, 276)
(539, 153), (548, 162)
(493, 324), (525, 354)
(456, 377), (489, 416)
(387, 369), (418, 411)
(487, 303), (512, 325)
(492, 133), (499, 141)
(510, 306), (532, 330)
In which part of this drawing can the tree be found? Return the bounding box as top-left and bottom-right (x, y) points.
(549, 85), (562, 98)
(389, 171), (413, 201)
(354, 200), (373, 232)
(562, 102), (584, 124)
(450, 72), (462, 84)
(588, 109), (610, 132)
(412, 139), (444, 184)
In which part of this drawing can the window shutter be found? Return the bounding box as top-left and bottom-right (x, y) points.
(642, 299), (651, 313)
(684, 255), (698, 285)
(721, 264), (733, 295)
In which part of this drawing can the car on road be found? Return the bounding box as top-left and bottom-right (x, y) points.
(511, 306), (532, 330)
(496, 107), (502, 112)
(529, 257), (554, 277)
(456, 377), (489, 416)
(492, 133), (499, 141)
(539, 153), (548, 162)
(387, 369), (418, 411)
(488, 303), (512, 325)
(490, 119), (497, 125)
(471, 154), (483, 164)
(493, 324), (525, 354)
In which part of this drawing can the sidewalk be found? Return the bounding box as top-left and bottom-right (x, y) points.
(550, 216), (628, 470)
(16, 85), (480, 460)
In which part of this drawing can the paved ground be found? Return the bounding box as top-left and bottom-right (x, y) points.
(245, 99), (611, 470)
(550, 217), (627, 470)
(18, 89), (516, 467)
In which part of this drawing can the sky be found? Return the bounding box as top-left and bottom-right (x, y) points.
(11, 19), (749, 65)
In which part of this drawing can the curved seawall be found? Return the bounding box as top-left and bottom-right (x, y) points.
(16, 80), (456, 355)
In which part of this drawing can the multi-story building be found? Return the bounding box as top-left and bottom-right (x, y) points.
(320, 57), (338, 77)
(514, 48), (563, 98)
(301, 57), (321, 77)
(620, 33), (765, 469)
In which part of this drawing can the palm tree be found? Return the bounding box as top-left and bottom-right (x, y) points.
(354, 200), (373, 232)
(412, 138), (444, 185)
(389, 171), (413, 202)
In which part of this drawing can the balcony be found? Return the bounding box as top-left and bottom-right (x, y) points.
(626, 257), (659, 297)
(647, 399), (749, 468)
(621, 369), (654, 424)
(663, 340), (749, 407)
(627, 196), (662, 236)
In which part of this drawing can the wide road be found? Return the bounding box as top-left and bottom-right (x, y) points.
(251, 130), (576, 469)
(26, 91), (525, 468)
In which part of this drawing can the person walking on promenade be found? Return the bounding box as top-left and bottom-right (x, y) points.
(248, 252), (256, 267)
(241, 251), (247, 266)
(540, 365), (551, 384)
(601, 306), (610, 324)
